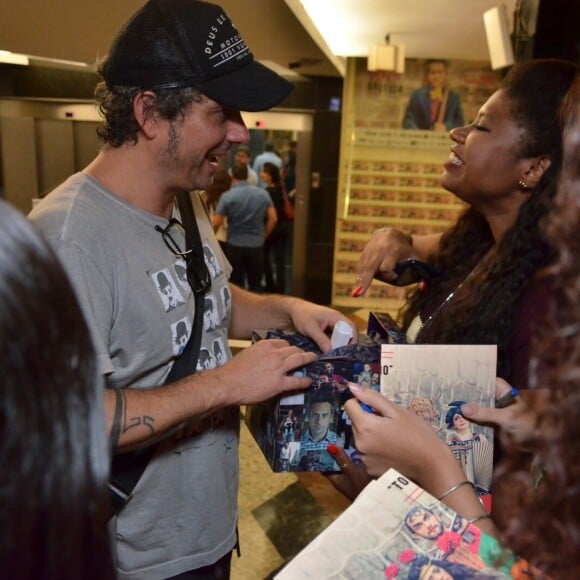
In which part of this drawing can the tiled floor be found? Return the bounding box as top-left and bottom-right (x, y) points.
(231, 412), (350, 579)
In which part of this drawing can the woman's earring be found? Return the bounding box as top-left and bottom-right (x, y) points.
(518, 179), (528, 191)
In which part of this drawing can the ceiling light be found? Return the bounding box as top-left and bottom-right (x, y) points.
(483, 5), (515, 70)
(0, 49), (92, 70)
(367, 35), (405, 74)
(0, 50), (29, 66)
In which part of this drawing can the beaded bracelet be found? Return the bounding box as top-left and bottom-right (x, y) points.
(437, 480), (475, 501)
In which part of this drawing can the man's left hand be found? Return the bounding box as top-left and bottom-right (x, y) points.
(287, 301), (357, 352)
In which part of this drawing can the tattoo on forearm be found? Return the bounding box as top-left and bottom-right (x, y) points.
(110, 388), (156, 449)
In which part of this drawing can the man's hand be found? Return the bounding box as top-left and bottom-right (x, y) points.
(287, 300), (358, 353)
(213, 338), (317, 406)
(228, 285), (356, 352)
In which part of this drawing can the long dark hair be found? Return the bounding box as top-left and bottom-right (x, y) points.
(262, 162), (282, 187)
(204, 168), (232, 211)
(401, 60), (578, 380)
(494, 76), (580, 576)
(0, 200), (114, 579)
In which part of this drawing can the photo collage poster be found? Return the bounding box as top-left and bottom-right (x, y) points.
(274, 355), (381, 473)
(245, 330), (381, 472)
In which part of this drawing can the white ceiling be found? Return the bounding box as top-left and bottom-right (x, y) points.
(0, 0), (517, 78)
(287, 1), (518, 62)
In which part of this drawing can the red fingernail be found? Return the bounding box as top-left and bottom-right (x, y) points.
(351, 285), (363, 297)
(327, 444), (339, 457)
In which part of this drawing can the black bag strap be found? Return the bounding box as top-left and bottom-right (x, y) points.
(169, 192), (206, 380)
(109, 193), (207, 514)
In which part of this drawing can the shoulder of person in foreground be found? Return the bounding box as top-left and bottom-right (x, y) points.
(1, 199), (114, 578)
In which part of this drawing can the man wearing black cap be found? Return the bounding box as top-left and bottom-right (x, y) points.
(29, 1), (356, 578)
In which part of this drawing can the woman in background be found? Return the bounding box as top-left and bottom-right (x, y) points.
(0, 200), (113, 579)
(202, 168), (232, 252)
(261, 162), (290, 293)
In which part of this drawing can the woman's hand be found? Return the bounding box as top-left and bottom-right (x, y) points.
(345, 384), (462, 495)
(352, 229), (440, 297)
(324, 444), (374, 502)
(461, 378), (543, 448)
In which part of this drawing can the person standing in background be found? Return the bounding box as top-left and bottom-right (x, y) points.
(202, 168), (231, 252)
(261, 162), (289, 293)
(403, 59), (464, 132)
(253, 141), (282, 187)
(229, 145), (259, 185)
(282, 139), (297, 193)
(213, 163), (277, 291)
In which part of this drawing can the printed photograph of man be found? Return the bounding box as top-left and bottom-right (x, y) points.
(298, 386), (344, 471)
(402, 59), (464, 132)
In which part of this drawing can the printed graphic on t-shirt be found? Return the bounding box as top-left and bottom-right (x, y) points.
(171, 317), (191, 356)
(220, 285), (231, 324)
(197, 347), (217, 371)
(203, 294), (219, 332)
(151, 267), (185, 312)
(212, 337), (227, 366)
(174, 258), (191, 295)
(203, 244), (223, 278)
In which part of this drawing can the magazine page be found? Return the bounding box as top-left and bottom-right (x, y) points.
(381, 344), (496, 502)
(276, 469), (516, 579)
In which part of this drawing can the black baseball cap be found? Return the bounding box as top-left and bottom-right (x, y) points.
(102, 0), (294, 111)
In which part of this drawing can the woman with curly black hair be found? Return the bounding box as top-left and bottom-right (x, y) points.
(330, 70), (580, 578)
(354, 59), (577, 390)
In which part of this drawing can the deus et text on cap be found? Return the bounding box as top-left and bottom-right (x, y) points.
(102, 0), (294, 111)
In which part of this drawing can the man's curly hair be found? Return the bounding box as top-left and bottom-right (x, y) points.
(94, 58), (203, 147)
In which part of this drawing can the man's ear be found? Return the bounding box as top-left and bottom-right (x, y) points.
(133, 91), (159, 139)
(520, 155), (552, 190)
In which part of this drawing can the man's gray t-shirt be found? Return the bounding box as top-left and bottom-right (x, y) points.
(30, 173), (239, 580)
